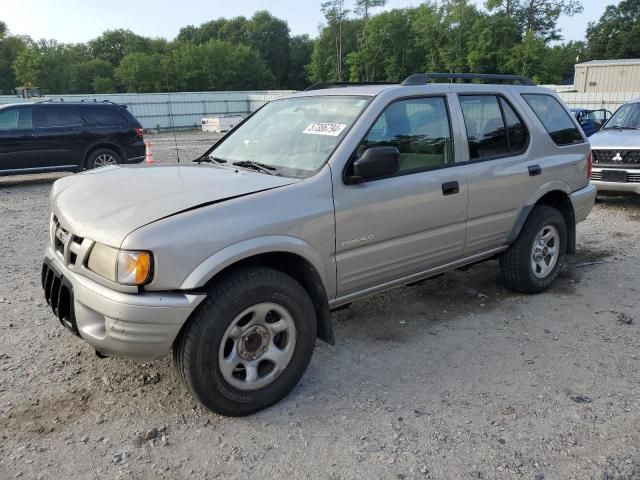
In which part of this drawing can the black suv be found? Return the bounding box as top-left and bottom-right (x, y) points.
(0, 101), (145, 176)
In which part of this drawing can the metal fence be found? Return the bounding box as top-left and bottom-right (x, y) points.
(550, 90), (640, 112)
(0, 91), (295, 130)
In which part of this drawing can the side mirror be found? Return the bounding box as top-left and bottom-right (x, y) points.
(346, 146), (400, 184)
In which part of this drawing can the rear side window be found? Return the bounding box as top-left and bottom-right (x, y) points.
(459, 95), (528, 160)
(522, 94), (583, 145)
(35, 107), (85, 128)
(84, 107), (128, 126)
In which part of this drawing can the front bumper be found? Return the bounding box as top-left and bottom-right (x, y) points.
(43, 246), (205, 361)
(591, 167), (640, 194)
(569, 183), (597, 223)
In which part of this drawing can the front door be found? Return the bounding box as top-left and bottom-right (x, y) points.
(332, 96), (468, 297)
(0, 106), (37, 172)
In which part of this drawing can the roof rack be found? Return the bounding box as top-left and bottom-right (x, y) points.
(304, 81), (397, 91)
(402, 73), (535, 86)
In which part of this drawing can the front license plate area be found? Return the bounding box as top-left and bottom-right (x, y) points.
(601, 170), (627, 182)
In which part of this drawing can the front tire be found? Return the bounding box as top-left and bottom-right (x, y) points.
(173, 266), (317, 416)
(500, 205), (567, 294)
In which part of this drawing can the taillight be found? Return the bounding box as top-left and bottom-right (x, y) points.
(587, 150), (593, 180)
(135, 127), (144, 139)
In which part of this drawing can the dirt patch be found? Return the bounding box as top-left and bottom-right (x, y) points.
(0, 389), (92, 441)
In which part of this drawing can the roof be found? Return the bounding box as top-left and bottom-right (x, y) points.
(576, 59), (640, 67)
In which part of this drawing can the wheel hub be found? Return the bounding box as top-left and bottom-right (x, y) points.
(237, 325), (270, 361)
(530, 225), (560, 279)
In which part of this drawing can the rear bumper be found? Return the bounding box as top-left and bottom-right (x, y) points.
(570, 183), (597, 223)
(43, 246), (205, 361)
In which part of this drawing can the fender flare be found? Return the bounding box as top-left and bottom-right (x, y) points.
(180, 235), (331, 292)
(506, 180), (575, 248)
(180, 236), (335, 344)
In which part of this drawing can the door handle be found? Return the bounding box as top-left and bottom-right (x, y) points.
(442, 181), (460, 196)
(528, 164), (542, 176)
(21, 133), (35, 137)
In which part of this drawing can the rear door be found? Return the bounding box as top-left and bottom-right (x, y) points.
(33, 105), (88, 168)
(0, 106), (37, 172)
(454, 93), (542, 256)
(332, 95), (469, 296)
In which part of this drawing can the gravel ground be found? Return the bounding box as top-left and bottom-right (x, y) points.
(1, 131), (639, 480)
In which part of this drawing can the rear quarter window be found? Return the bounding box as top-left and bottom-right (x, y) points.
(522, 94), (583, 146)
(83, 107), (129, 126)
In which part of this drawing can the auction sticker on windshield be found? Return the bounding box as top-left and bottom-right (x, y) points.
(303, 122), (347, 136)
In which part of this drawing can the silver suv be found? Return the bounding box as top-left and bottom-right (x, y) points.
(589, 97), (640, 194)
(42, 74), (596, 416)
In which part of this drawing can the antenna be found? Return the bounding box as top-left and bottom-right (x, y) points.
(165, 63), (180, 163)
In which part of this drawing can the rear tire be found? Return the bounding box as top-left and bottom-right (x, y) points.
(500, 205), (567, 294)
(86, 148), (120, 169)
(173, 266), (317, 416)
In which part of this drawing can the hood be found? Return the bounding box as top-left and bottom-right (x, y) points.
(51, 164), (298, 247)
(589, 128), (640, 149)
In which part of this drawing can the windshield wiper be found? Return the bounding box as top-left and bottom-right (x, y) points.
(194, 156), (228, 164)
(606, 126), (640, 131)
(232, 160), (279, 176)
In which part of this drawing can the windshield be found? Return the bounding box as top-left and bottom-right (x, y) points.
(604, 103), (640, 130)
(208, 96), (370, 178)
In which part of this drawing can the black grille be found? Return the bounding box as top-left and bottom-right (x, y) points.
(42, 260), (78, 336)
(592, 150), (640, 165)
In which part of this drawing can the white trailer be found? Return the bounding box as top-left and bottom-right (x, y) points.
(202, 116), (244, 133)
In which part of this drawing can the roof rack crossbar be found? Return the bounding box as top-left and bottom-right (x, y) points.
(402, 73), (535, 86)
(304, 81), (397, 91)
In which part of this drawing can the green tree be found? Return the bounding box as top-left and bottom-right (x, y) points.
(587, 0), (640, 59)
(69, 58), (115, 93)
(0, 34), (28, 93)
(321, 0), (351, 81)
(354, 0), (387, 19)
(467, 14), (521, 74)
(502, 30), (548, 81)
(14, 40), (89, 93)
(115, 52), (166, 92)
(347, 9), (416, 81)
(288, 35), (314, 90)
(247, 11), (291, 88)
(309, 18), (363, 83)
(486, 0), (583, 40)
(89, 29), (152, 66)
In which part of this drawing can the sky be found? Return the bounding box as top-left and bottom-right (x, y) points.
(2, 0), (611, 44)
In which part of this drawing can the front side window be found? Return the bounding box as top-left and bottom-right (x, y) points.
(522, 94), (583, 145)
(604, 102), (640, 130)
(0, 108), (32, 130)
(35, 107), (85, 128)
(0, 109), (18, 130)
(357, 96), (453, 173)
(209, 96), (370, 178)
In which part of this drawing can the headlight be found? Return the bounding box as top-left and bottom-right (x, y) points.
(87, 243), (153, 286)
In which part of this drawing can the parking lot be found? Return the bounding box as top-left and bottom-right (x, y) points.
(1, 131), (639, 480)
